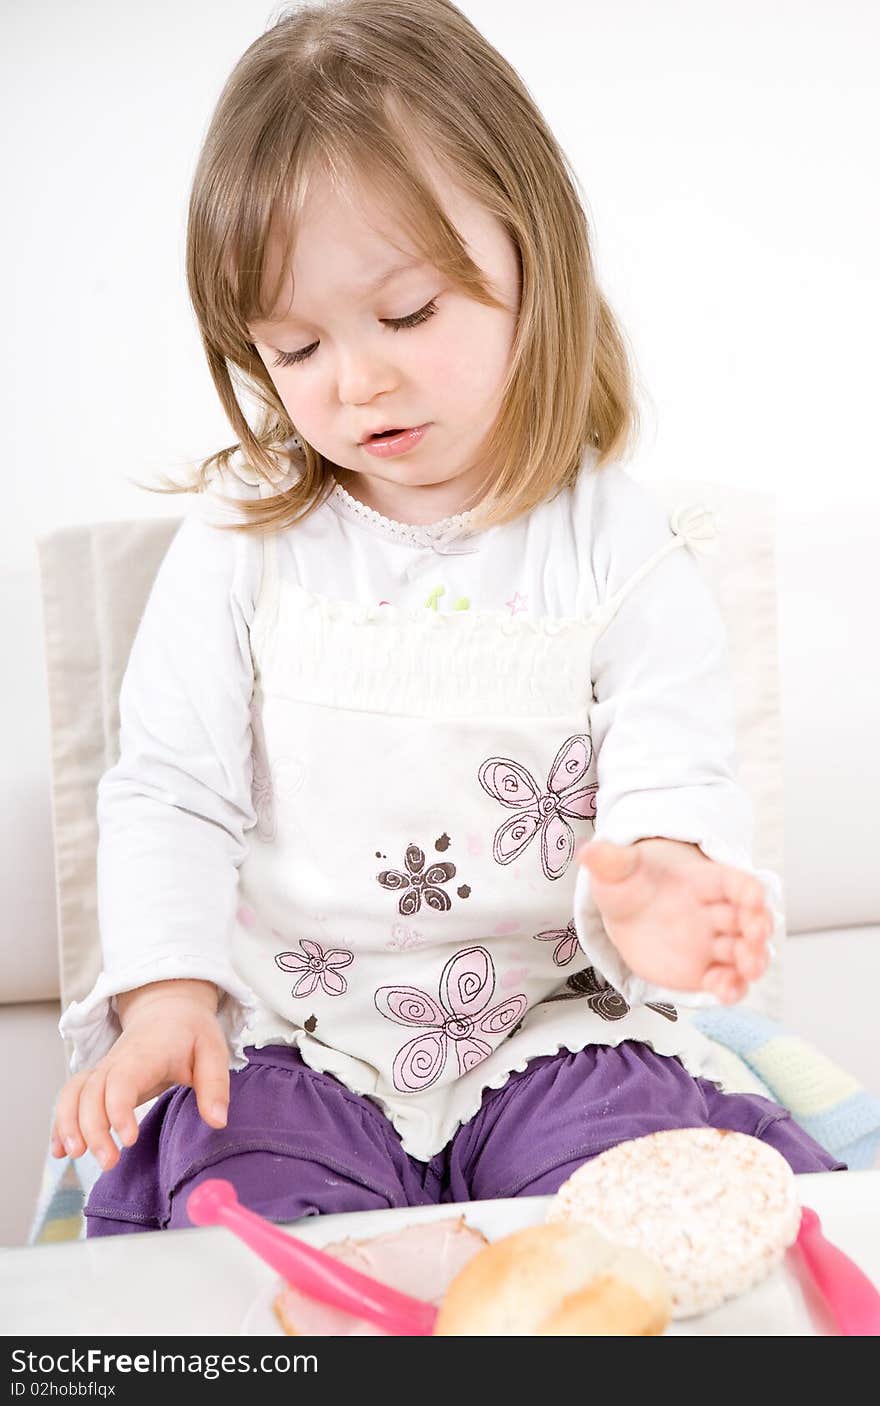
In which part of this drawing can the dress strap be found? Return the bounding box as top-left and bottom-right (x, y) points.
(258, 478), (280, 599)
(258, 433), (307, 595)
(250, 478), (282, 662)
(589, 501), (719, 634)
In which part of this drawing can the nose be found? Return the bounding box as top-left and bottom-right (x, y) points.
(334, 341), (398, 408)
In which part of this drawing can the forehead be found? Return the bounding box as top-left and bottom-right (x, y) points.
(253, 167), (430, 324)
(249, 156), (504, 331)
(252, 255), (428, 331)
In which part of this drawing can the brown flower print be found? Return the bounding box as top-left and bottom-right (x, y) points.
(645, 1001), (678, 1022)
(546, 967), (678, 1022)
(377, 844), (456, 916)
(556, 966), (631, 1020)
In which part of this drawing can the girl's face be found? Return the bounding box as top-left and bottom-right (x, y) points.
(247, 153), (521, 524)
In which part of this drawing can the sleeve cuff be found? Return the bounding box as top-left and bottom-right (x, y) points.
(572, 833), (783, 1009)
(58, 958), (262, 1073)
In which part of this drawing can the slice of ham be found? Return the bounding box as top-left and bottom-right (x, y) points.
(273, 1215), (489, 1336)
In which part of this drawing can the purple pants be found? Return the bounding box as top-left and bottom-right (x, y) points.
(84, 1041), (844, 1235)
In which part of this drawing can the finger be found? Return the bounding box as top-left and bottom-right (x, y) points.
(704, 901), (739, 934)
(578, 841), (640, 881)
(701, 964), (748, 1005)
(104, 1067), (143, 1148)
(579, 843), (658, 921)
(740, 907), (773, 944)
(78, 1070), (120, 1171)
(717, 868), (766, 911)
(733, 937), (769, 981)
(54, 1073), (89, 1158)
(192, 1033), (230, 1129)
(711, 935), (738, 966)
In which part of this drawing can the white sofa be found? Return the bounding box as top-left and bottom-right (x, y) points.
(2, 490), (877, 1247)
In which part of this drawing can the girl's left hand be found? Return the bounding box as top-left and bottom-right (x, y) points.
(577, 838), (772, 1003)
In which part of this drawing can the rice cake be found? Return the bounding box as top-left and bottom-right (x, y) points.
(547, 1128), (801, 1317)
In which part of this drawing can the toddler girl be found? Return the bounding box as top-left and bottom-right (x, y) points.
(52, 0), (841, 1234)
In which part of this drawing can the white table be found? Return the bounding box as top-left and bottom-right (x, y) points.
(2, 1172), (879, 1336)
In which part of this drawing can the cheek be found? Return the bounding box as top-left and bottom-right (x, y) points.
(434, 312), (514, 404)
(264, 365), (323, 430)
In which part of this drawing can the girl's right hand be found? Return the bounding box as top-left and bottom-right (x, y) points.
(50, 979), (230, 1173)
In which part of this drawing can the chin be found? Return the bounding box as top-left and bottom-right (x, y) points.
(390, 468), (458, 488)
(354, 467), (437, 490)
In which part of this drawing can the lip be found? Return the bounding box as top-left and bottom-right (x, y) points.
(359, 424), (430, 458)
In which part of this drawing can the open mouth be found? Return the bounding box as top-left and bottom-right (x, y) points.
(360, 424), (430, 455)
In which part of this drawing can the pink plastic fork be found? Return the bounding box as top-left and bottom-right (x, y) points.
(186, 1179), (437, 1336)
(797, 1206), (880, 1336)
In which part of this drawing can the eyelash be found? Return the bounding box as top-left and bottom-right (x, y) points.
(270, 299), (439, 368)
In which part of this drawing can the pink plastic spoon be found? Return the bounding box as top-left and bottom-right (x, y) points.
(186, 1179), (438, 1336)
(796, 1205), (880, 1336)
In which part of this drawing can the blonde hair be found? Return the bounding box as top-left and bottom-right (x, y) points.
(149, 0), (640, 534)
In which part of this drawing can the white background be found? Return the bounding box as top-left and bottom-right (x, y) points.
(3, 0), (878, 572)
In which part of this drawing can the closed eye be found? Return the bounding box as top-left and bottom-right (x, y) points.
(270, 299), (440, 368)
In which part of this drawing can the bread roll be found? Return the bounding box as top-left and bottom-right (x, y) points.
(433, 1222), (671, 1335)
(548, 1128), (801, 1317)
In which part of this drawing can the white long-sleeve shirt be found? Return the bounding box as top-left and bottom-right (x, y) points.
(59, 446), (781, 1158)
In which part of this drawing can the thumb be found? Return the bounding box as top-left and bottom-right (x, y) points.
(192, 1032), (230, 1129)
(578, 840), (640, 883)
(578, 841), (658, 924)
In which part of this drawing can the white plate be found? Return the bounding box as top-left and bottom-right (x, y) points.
(240, 1175), (864, 1336)
(6, 1172), (875, 1336)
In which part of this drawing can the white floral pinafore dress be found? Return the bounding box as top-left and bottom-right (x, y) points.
(231, 502), (725, 1162)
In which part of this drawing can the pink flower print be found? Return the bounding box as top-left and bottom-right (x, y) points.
(534, 919), (580, 966)
(385, 923), (427, 953)
(377, 844), (456, 916)
(478, 734), (598, 880)
(275, 939), (354, 998)
(375, 946), (527, 1092)
(250, 695), (307, 847)
(501, 965), (530, 989)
